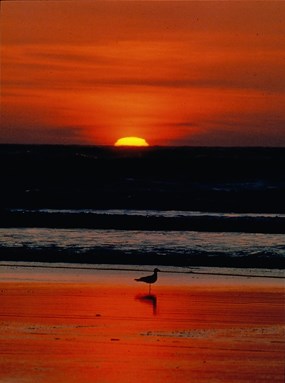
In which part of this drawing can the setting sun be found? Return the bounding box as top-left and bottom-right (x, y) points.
(114, 137), (149, 147)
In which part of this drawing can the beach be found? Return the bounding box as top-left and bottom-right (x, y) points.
(0, 265), (284, 383)
(2, 1), (285, 381)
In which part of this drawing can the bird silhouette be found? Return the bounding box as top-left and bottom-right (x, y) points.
(135, 268), (161, 293)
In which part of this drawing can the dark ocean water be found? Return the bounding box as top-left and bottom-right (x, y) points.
(1, 145), (285, 212)
(0, 146), (285, 270)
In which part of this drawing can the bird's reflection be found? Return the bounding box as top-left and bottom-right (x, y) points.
(136, 294), (157, 315)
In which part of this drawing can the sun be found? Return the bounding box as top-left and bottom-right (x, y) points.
(114, 137), (149, 147)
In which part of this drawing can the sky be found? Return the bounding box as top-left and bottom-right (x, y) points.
(1, 0), (285, 146)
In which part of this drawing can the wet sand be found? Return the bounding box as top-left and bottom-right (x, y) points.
(0, 266), (284, 383)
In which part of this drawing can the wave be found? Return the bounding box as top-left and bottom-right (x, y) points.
(1, 209), (285, 233)
(0, 228), (284, 269)
(9, 208), (285, 218)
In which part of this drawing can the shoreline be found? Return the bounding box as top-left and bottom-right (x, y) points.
(1, 246), (284, 269)
(1, 263), (284, 290)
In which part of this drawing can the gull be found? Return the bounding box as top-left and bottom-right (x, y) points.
(135, 268), (161, 293)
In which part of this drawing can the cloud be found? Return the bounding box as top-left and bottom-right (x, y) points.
(3, 1), (284, 46)
(3, 37), (285, 96)
(2, 1), (285, 145)
(0, 126), (87, 145)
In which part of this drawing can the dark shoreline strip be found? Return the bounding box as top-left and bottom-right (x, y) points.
(0, 247), (284, 269)
(1, 211), (285, 233)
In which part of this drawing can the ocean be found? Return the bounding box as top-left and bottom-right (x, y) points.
(0, 145), (285, 274)
(0, 209), (284, 271)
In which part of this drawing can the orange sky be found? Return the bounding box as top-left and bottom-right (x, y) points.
(1, 1), (285, 146)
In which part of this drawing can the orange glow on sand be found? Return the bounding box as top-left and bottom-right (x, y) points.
(114, 137), (149, 147)
(0, 268), (284, 383)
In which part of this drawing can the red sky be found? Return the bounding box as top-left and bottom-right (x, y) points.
(1, 1), (285, 146)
